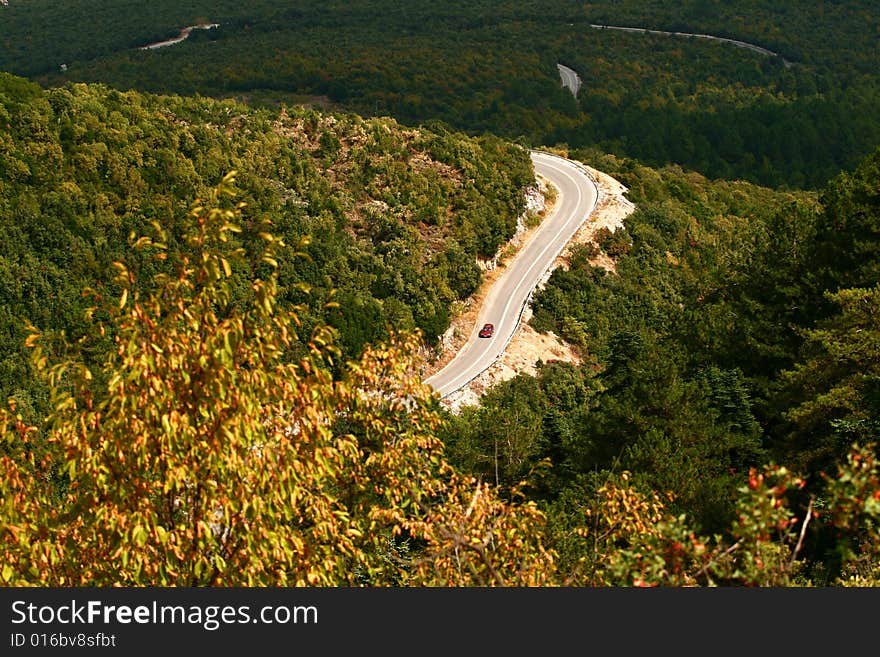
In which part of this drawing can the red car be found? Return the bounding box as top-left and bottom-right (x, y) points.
(479, 323), (495, 338)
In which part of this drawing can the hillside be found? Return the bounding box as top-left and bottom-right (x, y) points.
(3, 132), (878, 586)
(2, 1), (879, 188)
(0, 73), (532, 420)
(439, 143), (880, 585)
(0, 4), (878, 589)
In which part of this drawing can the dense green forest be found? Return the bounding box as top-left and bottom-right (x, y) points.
(442, 144), (880, 582)
(0, 2), (878, 587)
(5, 150), (875, 586)
(0, 73), (531, 422)
(2, 0), (879, 188)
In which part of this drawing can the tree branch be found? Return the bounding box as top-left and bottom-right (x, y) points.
(788, 496), (814, 573)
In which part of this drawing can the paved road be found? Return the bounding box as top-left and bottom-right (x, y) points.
(140, 23), (219, 50)
(557, 63), (582, 97)
(425, 150), (599, 398)
(590, 24), (792, 67)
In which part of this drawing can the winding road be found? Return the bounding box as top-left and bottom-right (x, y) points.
(590, 24), (792, 67)
(140, 23), (219, 50)
(425, 151), (599, 399)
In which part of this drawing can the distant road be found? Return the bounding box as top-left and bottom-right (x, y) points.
(590, 24), (792, 67)
(140, 23), (219, 50)
(557, 63), (582, 97)
(425, 151), (599, 399)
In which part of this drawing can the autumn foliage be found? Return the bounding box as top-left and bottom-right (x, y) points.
(0, 174), (553, 586)
(1, 175), (878, 587)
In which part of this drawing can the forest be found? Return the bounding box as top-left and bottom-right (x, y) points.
(443, 144), (880, 583)
(0, 73), (531, 424)
(2, 0), (879, 189)
(0, 71), (878, 586)
(0, 2), (879, 587)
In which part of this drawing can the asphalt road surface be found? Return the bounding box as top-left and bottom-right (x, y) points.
(425, 150), (599, 398)
(590, 24), (792, 67)
(557, 63), (582, 97)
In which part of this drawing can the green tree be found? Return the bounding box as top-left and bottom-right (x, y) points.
(776, 286), (880, 479)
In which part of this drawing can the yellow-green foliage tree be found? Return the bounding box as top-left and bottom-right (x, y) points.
(0, 173), (555, 586)
(1, 173), (877, 587)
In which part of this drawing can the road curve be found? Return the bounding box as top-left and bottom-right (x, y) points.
(425, 150), (599, 398)
(557, 63), (582, 98)
(140, 23), (219, 50)
(590, 24), (792, 67)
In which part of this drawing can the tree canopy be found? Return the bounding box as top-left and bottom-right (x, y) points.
(1, 171), (877, 587)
